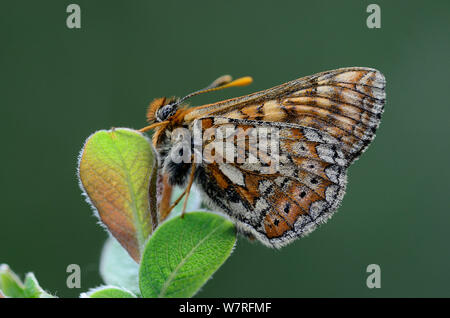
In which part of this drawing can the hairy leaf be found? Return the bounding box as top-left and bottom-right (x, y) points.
(98, 187), (202, 295)
(0, 264), (25, 298)
(78, 128), (155, 262)
(81, 286), (137, 298)
(0, 265), (54, 298)
(23, 273), (54, 298)
(139, 212), (236, 298)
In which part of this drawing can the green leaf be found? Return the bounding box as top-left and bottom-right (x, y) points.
(23, 273), (55, 298)
(98, 186), (202, 296)
(78, 128), (155, 262)
(0, 265), (54, 298)
(99, 236), (140, 295)
(139, 212), (236, 298)
(0, 264), (25, 298)
(81, 286), (137, 298)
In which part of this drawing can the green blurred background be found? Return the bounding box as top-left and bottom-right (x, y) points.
(1, 0), (449, 297)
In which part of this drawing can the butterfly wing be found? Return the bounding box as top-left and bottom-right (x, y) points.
(186, 67), (385, 163)
(182, 67), (385, 247)
(193, 117), (349, 247)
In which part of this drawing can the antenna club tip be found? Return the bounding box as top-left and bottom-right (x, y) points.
(230, 76), (253, 87)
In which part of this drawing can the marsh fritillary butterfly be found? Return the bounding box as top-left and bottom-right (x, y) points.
(140, 67), (385, 247)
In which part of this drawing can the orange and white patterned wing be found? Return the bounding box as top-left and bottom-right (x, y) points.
(193, 117), (349, 247)
(186, 67), (385, 163)
(184, 67), (385, 247)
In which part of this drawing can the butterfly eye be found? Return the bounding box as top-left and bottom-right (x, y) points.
(157, 103), (177, 122)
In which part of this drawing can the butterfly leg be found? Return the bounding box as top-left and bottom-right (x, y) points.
(181, 163), (196, 218)
(162, 186), (187, 218)
(161, 162), (197, 219)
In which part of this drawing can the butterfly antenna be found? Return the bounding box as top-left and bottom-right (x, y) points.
(139, 75), (252, 133)
(175, 75), (253, 106)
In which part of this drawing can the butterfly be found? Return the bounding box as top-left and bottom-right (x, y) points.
(140, 67), (386, 248)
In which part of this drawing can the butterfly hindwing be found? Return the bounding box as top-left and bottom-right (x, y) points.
(192, 117), (348, 247)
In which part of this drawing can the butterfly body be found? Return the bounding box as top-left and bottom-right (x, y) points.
(145, 67), (386, 248)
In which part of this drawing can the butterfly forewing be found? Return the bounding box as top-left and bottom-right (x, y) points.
(185, 67), (385, 163)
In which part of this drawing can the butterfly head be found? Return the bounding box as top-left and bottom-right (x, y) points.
(146, 97), (179, 124)
(141, 75), (253, 132)
(157, 102), (178, 122)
